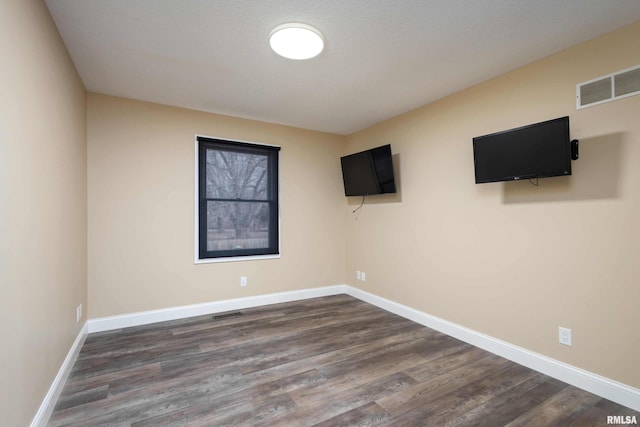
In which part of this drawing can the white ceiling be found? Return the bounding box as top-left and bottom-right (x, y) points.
(45, 1), (640, 135)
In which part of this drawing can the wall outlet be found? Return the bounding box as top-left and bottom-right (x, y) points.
(76, 304), (82, 323)
(361, 272), (366, 281)
(240, 276), (247, 287)
(559, 327), (572, 346)
(356, 271), (362, 280)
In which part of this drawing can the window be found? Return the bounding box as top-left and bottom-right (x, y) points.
(197, 136), (280, 261)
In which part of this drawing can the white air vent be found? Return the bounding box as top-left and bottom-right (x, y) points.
(577, 64), (640, 109)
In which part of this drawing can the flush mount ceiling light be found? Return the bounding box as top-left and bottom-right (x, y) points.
(269, 23), (324, 60)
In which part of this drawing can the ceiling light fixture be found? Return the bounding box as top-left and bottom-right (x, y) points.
(269, 23), (324, 60)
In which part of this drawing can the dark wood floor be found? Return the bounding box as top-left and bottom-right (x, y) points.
(49, 295), (638, 426)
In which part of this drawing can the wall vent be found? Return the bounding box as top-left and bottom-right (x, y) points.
(577, 64), (640, 109)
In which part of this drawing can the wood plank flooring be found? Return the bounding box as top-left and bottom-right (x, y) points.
(49, 295), (639, 426)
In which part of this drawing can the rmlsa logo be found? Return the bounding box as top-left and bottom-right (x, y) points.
(607, 415), (638, 425)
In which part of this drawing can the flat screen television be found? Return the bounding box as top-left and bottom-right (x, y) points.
(473, 116), (572, 184)
(340, 144), (397, 196)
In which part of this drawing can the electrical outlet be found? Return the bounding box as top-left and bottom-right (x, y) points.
(559, 327), (572, 346)
(240, 276), (247, 287)
(361, 272), (366, 281)
(76, 304), (82, 323)
(356, 271), (362, 280)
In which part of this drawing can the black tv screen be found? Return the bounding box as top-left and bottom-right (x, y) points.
(341, 144), (397, 196)
(473, 116), (572, 184)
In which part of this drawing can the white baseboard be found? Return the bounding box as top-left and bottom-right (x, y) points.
(343, 285), (640, 412)
(88, 285), (347, 333)
(31, 322), (88, 427)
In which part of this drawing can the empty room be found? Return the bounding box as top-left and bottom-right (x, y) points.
(2, 1), (640, 426)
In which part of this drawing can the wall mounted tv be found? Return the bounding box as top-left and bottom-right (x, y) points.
(340, 144), (397, 196)
(473, 116), (573, 184)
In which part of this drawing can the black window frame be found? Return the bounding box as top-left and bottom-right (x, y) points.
(197, 136), (280, 260)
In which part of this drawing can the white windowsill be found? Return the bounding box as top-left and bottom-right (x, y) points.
(194, 254), (281, 264)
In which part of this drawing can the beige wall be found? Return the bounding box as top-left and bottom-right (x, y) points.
(345, 22), (640, 389)
(0, 0), (87, 425)
(87, 94), (346, 318)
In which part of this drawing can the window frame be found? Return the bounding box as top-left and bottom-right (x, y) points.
(194, 135), (280, 263)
